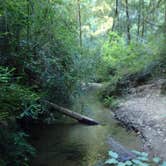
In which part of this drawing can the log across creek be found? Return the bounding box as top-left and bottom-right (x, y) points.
(44, 100), (136, 161)
(44, 101), (99, 125)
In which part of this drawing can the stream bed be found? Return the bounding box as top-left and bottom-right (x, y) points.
(31, 91), (142, 166)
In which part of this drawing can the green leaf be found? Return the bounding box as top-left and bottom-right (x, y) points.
(132, 159), (149, 166)
(140, 152), (148, 157)
(105, 158), (118, 164)
(152, 157), (160, 164)
(108, 151), (119, 159)
(132, 150), (142, 155)
(132, 150), (148, 157)
(124, 161), (132, 165)
(118, 162), (126, 166)
(137, 156), (149, 161)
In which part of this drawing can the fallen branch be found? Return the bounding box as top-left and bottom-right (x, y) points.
(44, 100), (99, 125)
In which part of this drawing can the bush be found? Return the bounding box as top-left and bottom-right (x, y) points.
(98, 32), (163, 99)
(0, 128), (36, 166)
(0, 66), (42, 120)
(98, 32), (158, 82)
(103, 96), (119, 110)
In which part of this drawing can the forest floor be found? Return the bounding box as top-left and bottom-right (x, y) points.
(114, 79), (166, 159)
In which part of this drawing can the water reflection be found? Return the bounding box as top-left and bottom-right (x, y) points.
(31, 92), (142, 166)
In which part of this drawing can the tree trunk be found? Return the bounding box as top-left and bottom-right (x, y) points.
(0, 16), (10, 63)
(125, 0), (131, 44)
(112, 0), (119, 32)
(164, 1), (166, 60)
(164, 0), (166, 29)
(137, 0), (141, 38)
(45, 101), (99, 125)
(141, 0), (145, 38)
(77, 0), (82, 47)
(27, 0), (30, 50)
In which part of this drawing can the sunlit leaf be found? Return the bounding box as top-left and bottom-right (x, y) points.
(137, 156), (148, 161)
(108, 151), (119, 159)
(105, 158), (118, 164)
(132, 150), (142, 156)
(132, 159), (149, 166)
(141, 152), (148, 157)
(132, 150), (148, 157)
(124, 160), (132, 165)
(152, 157), (161, 164)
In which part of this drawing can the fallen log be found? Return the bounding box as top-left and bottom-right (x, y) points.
(44, 101), (99, 125)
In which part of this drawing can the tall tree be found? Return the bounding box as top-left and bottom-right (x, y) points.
(77, 0), (82, 47)
(141, 0), (145, 38)
(137, 0), (141, 38)
(27, 0), (31, 50)
(112, 0), (119, 32)
(125, 0), (131, 44)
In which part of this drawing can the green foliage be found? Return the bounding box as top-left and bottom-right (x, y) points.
(103, 96), (119, 109)
(0, 128), (36, 166)
(0, 66), (42, 120)
(98, 32), (158, 81)
(98, 32), (164, 100)
(0, 0), (83, 106)
(0, 112), (9, 121)
(105, 150), (166, 166)
(0, 66), (14, 83)
(0, 66), (38, 165)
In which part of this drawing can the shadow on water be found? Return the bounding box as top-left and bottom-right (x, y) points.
(31, 91), (142, 166)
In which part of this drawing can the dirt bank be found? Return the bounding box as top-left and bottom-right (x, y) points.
(114, 79), (166, 159)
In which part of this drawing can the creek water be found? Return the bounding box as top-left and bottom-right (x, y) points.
(31, 91), (142, 166)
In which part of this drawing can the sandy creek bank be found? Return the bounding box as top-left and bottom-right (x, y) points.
(114, 79), (166, 159)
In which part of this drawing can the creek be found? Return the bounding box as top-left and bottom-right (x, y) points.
(31, 90), (142, 166)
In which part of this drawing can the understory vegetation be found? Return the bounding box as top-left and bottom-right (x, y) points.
(0, 0), (88, 164)
(0, 0), (166, 165)
(98, 31), (166, 103)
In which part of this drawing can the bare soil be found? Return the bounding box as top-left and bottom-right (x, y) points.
(115, 79), (166, 159)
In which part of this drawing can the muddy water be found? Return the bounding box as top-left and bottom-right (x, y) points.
(31, 92), (142, 166)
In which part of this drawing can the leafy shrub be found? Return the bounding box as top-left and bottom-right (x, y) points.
(103, 96), (119, 110)
(98, 32), (162, 99)
(0, 128), (36, 166)
(0, 66), (39, 165)
(0, 66), (42, 120)
(98, 32), (158, 82)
